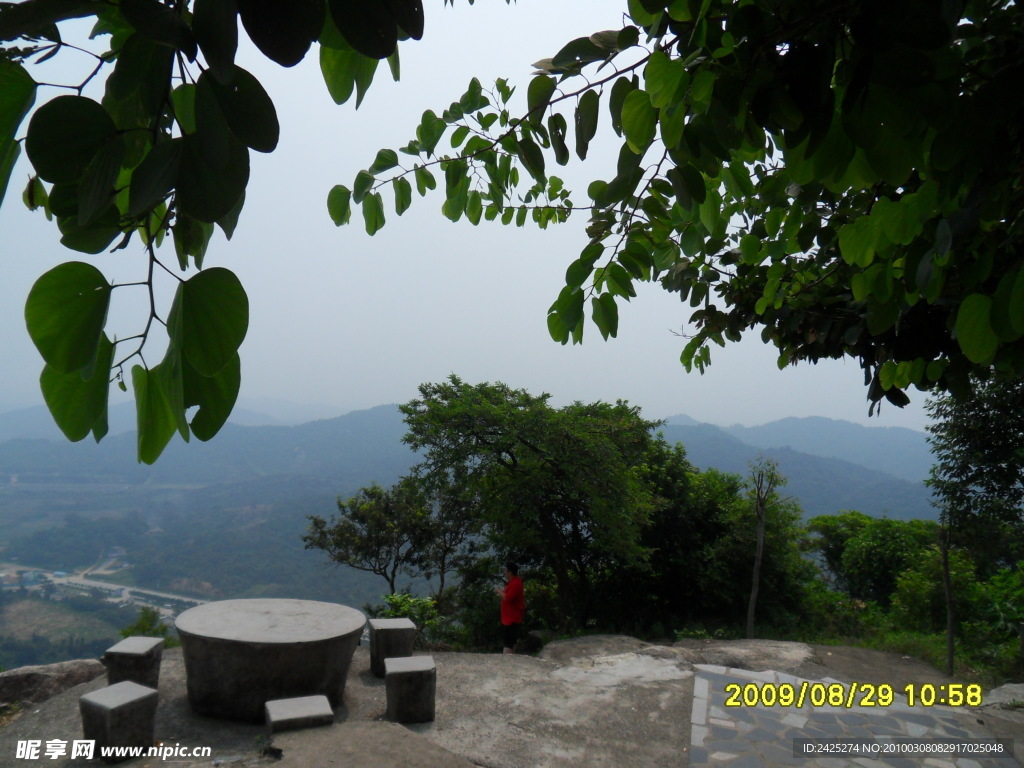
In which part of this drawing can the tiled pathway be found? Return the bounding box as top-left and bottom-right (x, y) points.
(690, 665), (1020, 767)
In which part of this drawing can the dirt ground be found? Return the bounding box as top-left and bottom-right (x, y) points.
(0, 637), (1020, 768)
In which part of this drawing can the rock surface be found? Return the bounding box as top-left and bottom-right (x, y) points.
(0, 637), (1020, 767)
(0, 660), (105, 706)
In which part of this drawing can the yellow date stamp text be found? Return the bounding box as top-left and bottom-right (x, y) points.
(723, 682), (983, 708)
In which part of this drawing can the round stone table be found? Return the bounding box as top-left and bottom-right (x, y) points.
(175, 598), (365, 722)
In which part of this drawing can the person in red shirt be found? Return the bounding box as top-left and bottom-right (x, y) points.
(495, 561), (525, 654)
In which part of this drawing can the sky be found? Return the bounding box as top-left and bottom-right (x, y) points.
(0, 1), (933, 432)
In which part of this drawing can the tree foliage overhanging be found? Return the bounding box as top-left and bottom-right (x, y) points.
(3, 0), (1023, 463)
(340, 0), (1024, 412)
(1, 0), (443, 462)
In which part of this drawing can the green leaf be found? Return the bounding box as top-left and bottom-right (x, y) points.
(988, 267), (1021, 343)
(128, 138), (182, 217)
(173, 213), (214, 270)
(548, 113), (569, 166)
(617, 26), (640, 49)
(121, 0), (197, 58)
(319, 43), (379, 108)
(878, 360), (897, 391)
(369, 148), (399, 173)
(416, 110), (447, 156)
(621, 89), (656, 154)
(450, 125), (470, 148)
(592, 293), (619, 339)
(157, 294), (190, 442)
(667, 165), (706, 209)
(547, 308), (569, 343)
(327, 184), (352, 225)
(838, 217), (877, 268)
(574, 89), (600, 160)
(0, 59), (36, 206)
(56, 208), (122, 254)
(216, 189), (245, 240)
(132, 364), (177, 464)
(171, 84), (197, 134)
(954, 293), (997, 364)
(627, 0), (660, 25)
(608, 76), (634, 137)
(237, 0), (321, 67)
(25, 261), (111, 374)
(553, 283), (586, 331)
(739, 234), (761, 264)
(363, 191), (385, 234)
(527, 75), (556, 126)
(414, 165), (435, 195)
(386, 46), (400, 81)
(203, 67), (279, 153)
(184, 352), (240, 441)
(1012, 268), (1024, 337)
(176, 131), (249, 223)
(26, 95), (117, 184)
(466, 190), (482, 225)
(328, 0), (398, 59)
(551, 36), (607, 71)
(517, 135), (545, 182)
(644, 50), (686, 109)
(179, 267), (249, 376)
(77, 137), (125, 226)
(193, 0), (238, 83)
(40, 332), (113, 442)
(352, 169), (375, 203)
(689, 69), (716, 112)
(392, 177), (412, 216)
(0, 140), (20, 210)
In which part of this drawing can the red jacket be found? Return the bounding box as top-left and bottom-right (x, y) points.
(501, 576), (525, 625)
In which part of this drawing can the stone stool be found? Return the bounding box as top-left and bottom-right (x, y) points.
(265, 695), (334, 733)
(103, 636), (163, 688)
(369, 617), (417, 678)
(385, 655), (435, 723)
(79, 681), (158, 763)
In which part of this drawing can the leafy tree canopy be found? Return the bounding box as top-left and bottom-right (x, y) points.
(400, 374), (661, 626)
(5, 0), (1023, 461)
(926, 377), (1024, 570)
(305, 479), (430, 595)
(807, 511), (939, 604)
(342, 0), (1024, 412)
(0, 0), (464, 462)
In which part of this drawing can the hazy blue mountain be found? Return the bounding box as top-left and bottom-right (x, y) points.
(720, 416), (931, 483)
(0, 404), (414, 489)
(0, 403), (286, 442)
(658, 423), (935, 520)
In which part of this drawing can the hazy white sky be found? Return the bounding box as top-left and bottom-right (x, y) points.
(0, 1), (932, 431)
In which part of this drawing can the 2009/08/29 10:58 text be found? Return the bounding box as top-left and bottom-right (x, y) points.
(724, 681), (984, 708)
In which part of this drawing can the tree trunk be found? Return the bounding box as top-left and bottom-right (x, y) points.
(940, 526), (955, 676)
(746, 499), (766, 639)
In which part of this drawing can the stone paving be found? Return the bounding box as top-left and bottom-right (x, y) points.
(690, 665), (1020, 768)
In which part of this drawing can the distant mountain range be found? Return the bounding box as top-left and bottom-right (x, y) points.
(658, 421), (934, 520)
(0, 402), (938, 619)
(0, 403), (935, 522)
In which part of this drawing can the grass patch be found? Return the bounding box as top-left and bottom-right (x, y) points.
(88, 570), (137, 587)
(0, 598), (122, 643)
